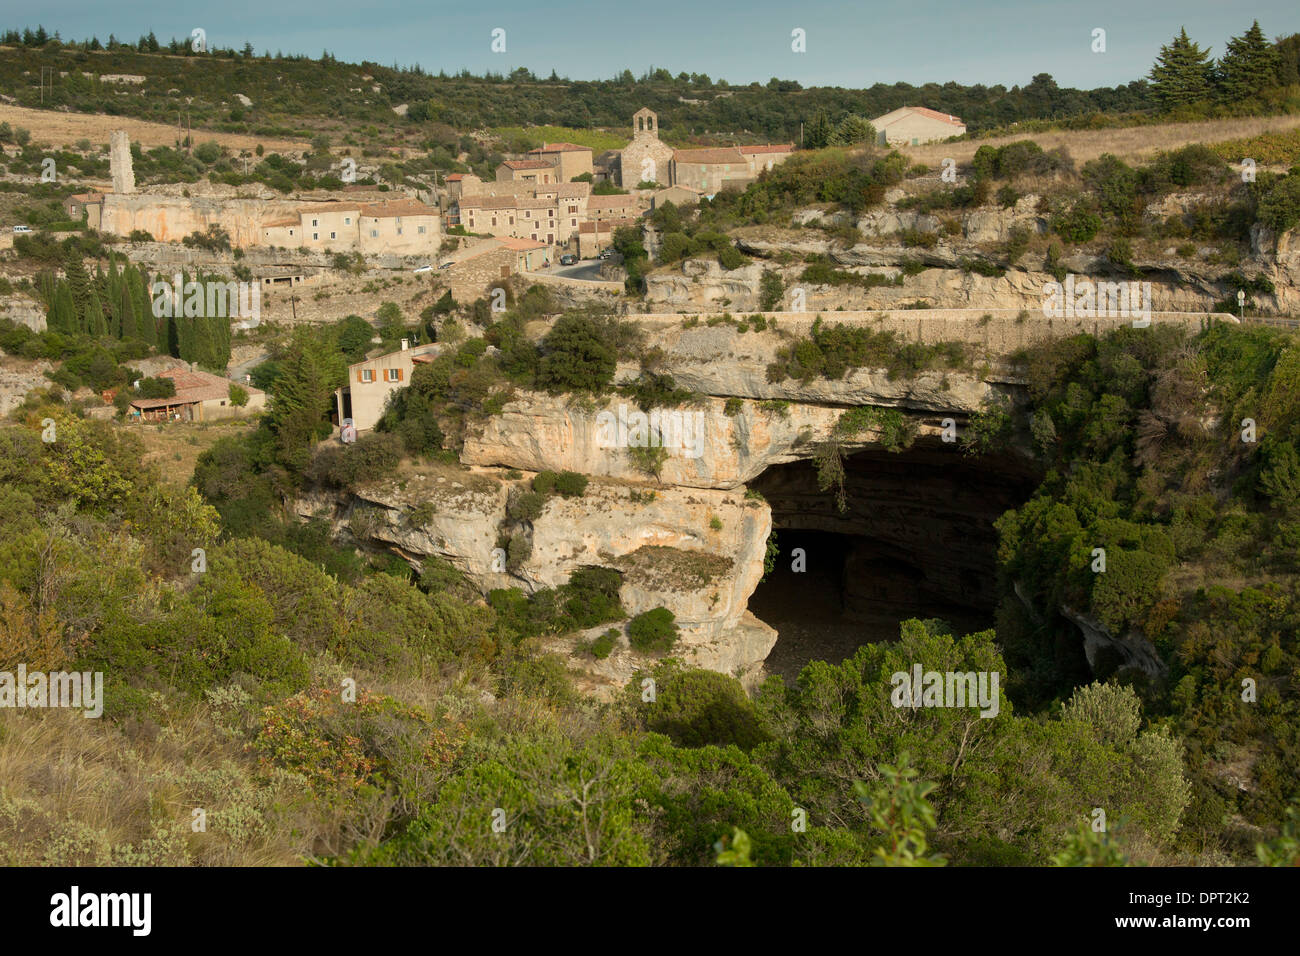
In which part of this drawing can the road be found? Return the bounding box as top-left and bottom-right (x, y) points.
(538, 256), (618, 282)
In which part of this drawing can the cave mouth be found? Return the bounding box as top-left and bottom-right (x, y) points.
(747, 441), (1039, 683)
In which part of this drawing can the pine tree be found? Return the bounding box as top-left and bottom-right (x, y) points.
(1149, 28), (1216, 111)
(63, 250), (93, 322)
(1218, 21), (1282, 102)
(50, 283), (77, 335)
(84, 293), (107, 337)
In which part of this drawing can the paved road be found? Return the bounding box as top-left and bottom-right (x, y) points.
(536, 258), (616, 282)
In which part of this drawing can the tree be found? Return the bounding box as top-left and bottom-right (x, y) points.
(829, 115), (877, 147)
(266, 327), (346, 476)
(536, 315), (617, 394)
(1217, 21), (1281, 102)
(1148, 28), (1216, 110)
(804, 110), (832, 149)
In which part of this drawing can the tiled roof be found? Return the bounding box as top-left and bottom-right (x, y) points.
(874, 106), (965, 128)
(359, 198), (438, 218)
(264, 217), (299, 228)
(502, 159), (554, 170)
(131, 367), (261, 408)
(295, 201), (362, 214)
(517, 197), (556, 210)
(738, 144), (794, 155)
(530, 142), (592, 153)
(579, 217), (637, 233)
(672, 147), (746, 164)
(587, 194), (642, 210)
(446, 174), (464, 181)
(459, 195), (519, 210)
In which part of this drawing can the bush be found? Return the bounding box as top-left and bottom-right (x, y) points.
(627, 607), (678, 653)
(507, 489), (546, 522)
(634, 665), (770, 749)
(533, 469), (587, 498)
(229, 383), (249, 407)
(1052, 202), (1103, 244)
(308, 432), (404, 489)
(591, 628), (619, 659)
(537, 314), (618, 394)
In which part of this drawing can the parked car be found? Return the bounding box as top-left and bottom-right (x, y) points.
(413, 264), (433, 274)
(438, 261), (454, 270)
(12, 225), (32, 234)
(559, 254), (577, 265)
(597, 248), (614, 260)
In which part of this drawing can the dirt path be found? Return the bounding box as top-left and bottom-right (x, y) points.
(0, 104), (307, 153)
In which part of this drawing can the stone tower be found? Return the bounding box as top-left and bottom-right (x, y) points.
(110, 130), (135, 194)
(618, 108), (673, 188)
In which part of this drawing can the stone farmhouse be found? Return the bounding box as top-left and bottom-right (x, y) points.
(260, 198), (441, 255)
(128, 366), (265, 423)
(869, 106), (966, 146)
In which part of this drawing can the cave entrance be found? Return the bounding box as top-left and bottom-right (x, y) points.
(748, 442), (1038, 682)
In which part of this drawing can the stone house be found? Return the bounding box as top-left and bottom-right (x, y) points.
(261, 198), (440, 255)
(652, 184), (705, 209)
(459, 182), (590, 246)
(442, 237), (551, 302)
(335, 340), (440, 432)
(496, 159), (560, 184)
(870, 106), (966, 146)
(526, 142), (594, 183)
(587, 194), (645, 224)
(128, 366), (265, 423)
(64, 192), (105, 223)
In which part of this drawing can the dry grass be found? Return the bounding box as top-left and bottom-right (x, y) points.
(904, 114), (1300, 168)
(133, 420), (257, 488)
(0, 704), (314, 865)
(0, 103), (306, 153)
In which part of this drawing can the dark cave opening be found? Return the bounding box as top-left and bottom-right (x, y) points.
(747, 441), (1039, 682)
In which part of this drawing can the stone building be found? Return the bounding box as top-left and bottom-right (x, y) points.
(869, 106), (966, 146)
(260, 198), (440, 254)
(459, 182), (591, 246)
(496, 159), (560, 184)
(335, 340), (440, 432)
(527, 142), (594, 183)
(617, 108), (674, 188)
(128, 366), (265, 423)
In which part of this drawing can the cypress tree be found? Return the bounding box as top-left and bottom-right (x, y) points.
(1218, 21), (1282, 102)
(1149, 28), (1216, 111)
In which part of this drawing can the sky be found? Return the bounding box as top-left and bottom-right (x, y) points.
(11, 0), (1300, 91)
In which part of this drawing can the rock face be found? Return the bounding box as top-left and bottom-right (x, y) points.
(295, 471), (776, 677)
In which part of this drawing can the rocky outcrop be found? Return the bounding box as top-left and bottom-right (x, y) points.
(294, 470), (776, 678)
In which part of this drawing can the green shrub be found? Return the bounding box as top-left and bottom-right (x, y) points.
(591, 628), (619, 659)
(627, 607), (678, 653)
(634, 664), (770, 749)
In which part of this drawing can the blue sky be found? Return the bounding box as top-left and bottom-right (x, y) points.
(15, 1), (1300, 90)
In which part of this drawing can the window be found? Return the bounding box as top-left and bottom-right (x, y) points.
(288, 229), (294, 236)
(360, 369), (374, 383)
(330, 232), (336, 239)
(571, 219), (576, 226)
(397, 228), (402, 235)
(418, 225), (425, 234)
(912, 138), (919, 146)
(492, 217), (497, 226)
(384, 368), (402, 382)
(345, 217), (351, 225)
(568, 205), (577, 213)
(509, 216), (514, 225)
(313, 232), (319, 240)
(370, 229), (378, 237)
(312, 219), (319, 226)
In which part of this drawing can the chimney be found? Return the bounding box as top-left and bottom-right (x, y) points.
(400, 338), (409, 351)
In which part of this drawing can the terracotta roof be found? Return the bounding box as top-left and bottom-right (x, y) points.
(672, 147), (747, 165)
(264, 217), (299, 228)
(295, 201), (362, 214)
(517, 197), (556, 210)
(529, 142), (592, 153)
(459, 195), (519, 210)
(738, 144), (794, 155)
(502, 159), (554, 170)
(70, 191), (105, 202)
(130, 366), (262, 409)
(359, 198), (438, 218)
(587, 195), (641, 210)
(446, 173), (464, 181)
(874, 106), (965, 128)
